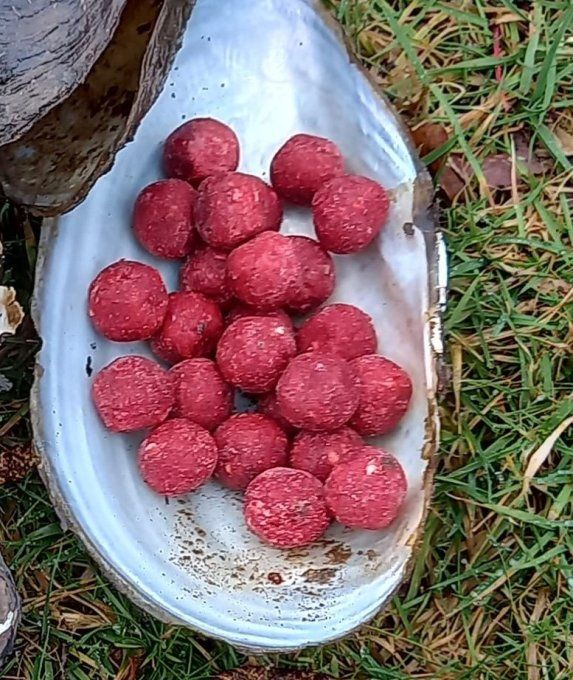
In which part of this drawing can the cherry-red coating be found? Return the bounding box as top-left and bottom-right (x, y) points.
(170, 358), (233, 430)
(287, 236), (335, 314)
(92, 356), (174, 432)
(227, 232), (300, 311)
(276, 352), (359, 431)
(324, 446), (407, 529)
(297, 303), (377, 360)
(133, 179), (197, 259)
(88, 260), (168, 342)
(245, 467), (330, 548)
(195, 172), (282, 250)
(138, 418), (218, 496)
(289, 427), (362, 482)
(349, 354), (413, 435)
(312, 175), (390, 254)
(214, 413), (288, 490)
(163, 117), (239, 186)
(152, 291), (224, 364)
(257, 392), (296, 436)
(270, 133), (344, 204)
(180, 246), (233, 306)
(216, 316), (296, 394)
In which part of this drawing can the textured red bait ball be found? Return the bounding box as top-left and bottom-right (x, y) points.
(270, 133), (344, 205)
(325, 446), (407, 530)
(88, 260), (168, 342)
(227, 232), (300, 311)
(287, 235), (335, 314)
(153, 291), (224, 363)
(226, 305), (293, 331)
(163, 117), (239, 186)
(149, 334), (181, 366)
(196, 172), (282, 250)
(133, 179), (197, 259)
(214, 413), (288, 490)
(138, 418), (218, 496)
(290, 427), (362, 482)
(276, 352), (359, 431)
(257, 392), (296, 436)
(349, 354), (413, 435)
(180, 246), (233, 306)
(92, 356), (174, 432)
(297, 303), (377, 360)
(170, 358), (233, 430)
(216, 316), (296, 393)
(245, 467), (330, 548)
(312, 175), (390, 254)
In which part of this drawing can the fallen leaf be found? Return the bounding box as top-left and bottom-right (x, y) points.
(513, 132), (545, 174)
(411, 122), (449, 174)
(0, 286), (24, 337)
(522, 415), (573, 493)
(553, 125), (573, 156)
(482, 154), (513, 189)
(439, 153), (472, 201)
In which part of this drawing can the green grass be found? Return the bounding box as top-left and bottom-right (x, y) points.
(2, 1), (573, 678)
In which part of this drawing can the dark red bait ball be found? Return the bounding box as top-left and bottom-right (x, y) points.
(195, 172), (282, 250)
(170, 358), (233, 430)
(92, 355), (174, 432)
(324, 446), (407, 530)
(163, 117), (239, 186)
(216, 316), (296, 394)
(180, 246), (233, 306)
(349, 354), (413, 435)
(289, 427), (362, 482)
(270, 133), (344, 204)
(226, 232), (300, 311)
(88, 260), (168, 342)
(214, 413), (288, 490)
(133, 179), (197, 259)
(245, 467), (330, 548)
(287, 235), (335, 313)
(138, 418), (218, 496)
(297, 303), (377, 360)
(313, 175), (390, 254)
(276, 352), (359, 431)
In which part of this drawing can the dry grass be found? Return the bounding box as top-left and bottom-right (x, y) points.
(1, 1), (573, 678)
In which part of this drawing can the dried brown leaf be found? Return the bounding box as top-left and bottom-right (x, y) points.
(411, 122), (449, 173)
(482, 154), (512, 190)
(553, 126), (573, 156)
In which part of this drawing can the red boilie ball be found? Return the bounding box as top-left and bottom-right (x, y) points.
(297, 303), (377, 360)
(133, 179), (197, 259)
(349, 354), (413, 435)
(289, 427), (362, 482)
(216, 315), (296, 393)
(163, 117), (239, 186)
(195, 172), (282, 250)
(227, 232), (300, 311)
(180, 246), (233, 306)
(245, 467), (330, 548)
(214, 413), (288, 490)
(276, 352), (359, 431)
(170, 358), (233, 431)
(287, 235), (335, 314)
(313, 174), (390, 254)
(92, 356), (175, 432)
(152, 291), (224, 364)
(138, 418), (218, 496)
(270, 133), (344, 205)
(88, 260), (168, 342)
(325, 446), (407, 530)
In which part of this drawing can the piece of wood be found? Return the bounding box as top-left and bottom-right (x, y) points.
(0, 0), (127, 146)
(0, 553), (19, 665)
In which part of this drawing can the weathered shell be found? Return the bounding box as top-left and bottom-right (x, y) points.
(0, 0), (193, 215)
(31, 0), (446, 651)
(0, 0), (126, 145)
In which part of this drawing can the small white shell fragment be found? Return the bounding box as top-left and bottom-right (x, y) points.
(0, 286), (24, 336)
(31, 0), (443, 652)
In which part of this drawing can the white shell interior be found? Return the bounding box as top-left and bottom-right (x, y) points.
(32, 0), (437, 651)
